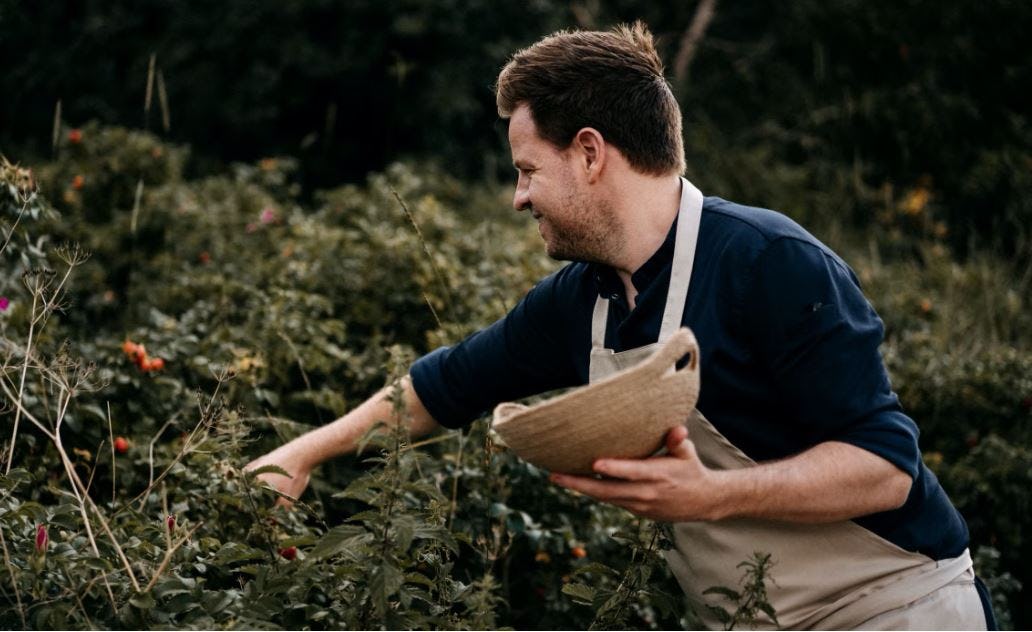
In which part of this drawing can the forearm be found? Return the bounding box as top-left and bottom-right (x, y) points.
(710, 441), (913, 523)
(274, 375), (440, 471)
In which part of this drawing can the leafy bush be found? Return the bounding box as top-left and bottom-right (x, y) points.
(1, 125), (1028, 628)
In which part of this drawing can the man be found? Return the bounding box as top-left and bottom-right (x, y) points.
(249, 22), (994, 629)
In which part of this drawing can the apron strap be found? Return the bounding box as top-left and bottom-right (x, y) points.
(590, 177), (704, 350)
(658, 179), (704, 342)
(591, 296), (609, 348)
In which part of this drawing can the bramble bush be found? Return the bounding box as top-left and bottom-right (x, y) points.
(1, 124), (1028, 628)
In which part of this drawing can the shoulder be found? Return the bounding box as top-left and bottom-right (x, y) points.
(701, 197), (852, 278)
(702, 197), (820, 248)
(515, 261), (597, 323)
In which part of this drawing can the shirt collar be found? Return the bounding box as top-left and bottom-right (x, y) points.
(592, 214), (679, 298)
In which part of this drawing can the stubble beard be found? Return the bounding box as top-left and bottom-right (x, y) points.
(538, 194), (622, 265)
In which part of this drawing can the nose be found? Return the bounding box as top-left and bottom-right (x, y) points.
(513, 173), (530, 212)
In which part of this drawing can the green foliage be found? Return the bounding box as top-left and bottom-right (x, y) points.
(702, 553), (778, 631)
(1, 123), (1028, 628)
(3, 1), (1029, 262)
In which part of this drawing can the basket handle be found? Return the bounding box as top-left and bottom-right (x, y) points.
(646, 327), (699, 375)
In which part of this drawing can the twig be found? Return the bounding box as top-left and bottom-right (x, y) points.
(130, 179), (144, 236)
(673, 0), (719, 83)
(0, 197), (29, 257)
(147, 418), (176, 495)
(142, 522), (203, 593)
(5, 283), (41, 473)
(157, 68), (170, 133)
(390, 187), (457, 318)
(421, 292), (443, 330)
(0, 525), (26, 628)
(51, 99), (62, 155)
(107, 402), (116, 503)
(144, 53), (156, 128)
(447, 431), (465, 530)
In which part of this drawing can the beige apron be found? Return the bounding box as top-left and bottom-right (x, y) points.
(586, 178), (985, 630)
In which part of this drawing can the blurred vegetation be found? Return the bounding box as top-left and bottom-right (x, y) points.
(2, 0), (1029, 261)
(1, 0), (1029, 628)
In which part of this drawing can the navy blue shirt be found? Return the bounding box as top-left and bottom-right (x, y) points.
(411, 196), (968, 561)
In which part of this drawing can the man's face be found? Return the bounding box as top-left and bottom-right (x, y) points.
(508, 105), (617, 263)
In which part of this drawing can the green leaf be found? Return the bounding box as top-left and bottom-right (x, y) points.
(571, 562), (620, 579)
(413, 525), (459, 554)
(370, 562), (405, 600)
(703, 586), (742, 601)
(392, 514), (417, 551)
(309, 524), (366, 559)
(211, 542), (266, 566)
(130, 592), (156, 609)
(759, 601), (780, 625)
(249, 464), (291, 478)
(562, 582), (596, 605)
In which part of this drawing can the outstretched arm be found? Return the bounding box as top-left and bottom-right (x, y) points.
(246, 375), (440, 502)
(550, 425), (912, 523)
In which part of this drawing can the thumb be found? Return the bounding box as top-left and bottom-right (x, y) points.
(666, 425), (693, 459)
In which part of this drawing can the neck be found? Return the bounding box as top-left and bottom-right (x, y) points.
(608, 174), (683, 301)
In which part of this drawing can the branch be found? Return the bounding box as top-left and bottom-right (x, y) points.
(673, 0), (719, 83)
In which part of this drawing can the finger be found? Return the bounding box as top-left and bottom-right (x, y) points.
(592, 457), (663, 481)
(666, 426), (694, 459)
(550, 472), (655, 503)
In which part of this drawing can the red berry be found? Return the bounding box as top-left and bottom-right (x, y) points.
(68, 129), (83, 144)
(114, 437), (129, 454)
(166, 514), (176, 532)
(278, 546), (297, 560)
(571, 546), (587, 559)
(35, 524), (48, 553)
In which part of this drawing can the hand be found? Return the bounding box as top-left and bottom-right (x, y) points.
(245, 442), (313, 506)
(549, 425), (727, 522)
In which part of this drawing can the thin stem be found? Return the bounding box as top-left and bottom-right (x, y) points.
(5, 286), (39, 474)
(0, 525), (26, 628)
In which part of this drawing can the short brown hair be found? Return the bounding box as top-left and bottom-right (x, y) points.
(496, 21), (685, 176)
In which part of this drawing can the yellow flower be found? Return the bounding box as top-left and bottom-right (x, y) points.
(901, 187), (930, 215)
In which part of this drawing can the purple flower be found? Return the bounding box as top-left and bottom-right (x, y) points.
(0, 296), (9, 311)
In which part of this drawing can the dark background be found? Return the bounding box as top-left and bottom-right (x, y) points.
(2, 0), (1030, 261)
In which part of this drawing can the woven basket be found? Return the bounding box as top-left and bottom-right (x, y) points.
(491, 327), (700, 475)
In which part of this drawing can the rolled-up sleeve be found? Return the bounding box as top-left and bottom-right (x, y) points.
(410, 269), (581, 429)
(744, 237), (920, 479)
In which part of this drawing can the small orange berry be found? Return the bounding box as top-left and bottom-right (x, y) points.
(68, 129), (83, 144)
(121, 340), (139, 356)
(571, 546), (587, 559)
(72, 175), (85, 190)
(145, 357), (165, 371)
(114, 437), (130, 454)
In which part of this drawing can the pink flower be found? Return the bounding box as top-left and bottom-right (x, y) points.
(245, 222), (258, 234)
(259, 207), (277, 224)
(35, 524), (48, 553)
(0, 296), (9, 311)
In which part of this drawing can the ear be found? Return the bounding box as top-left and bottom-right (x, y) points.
(571, 127), (606, 183)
